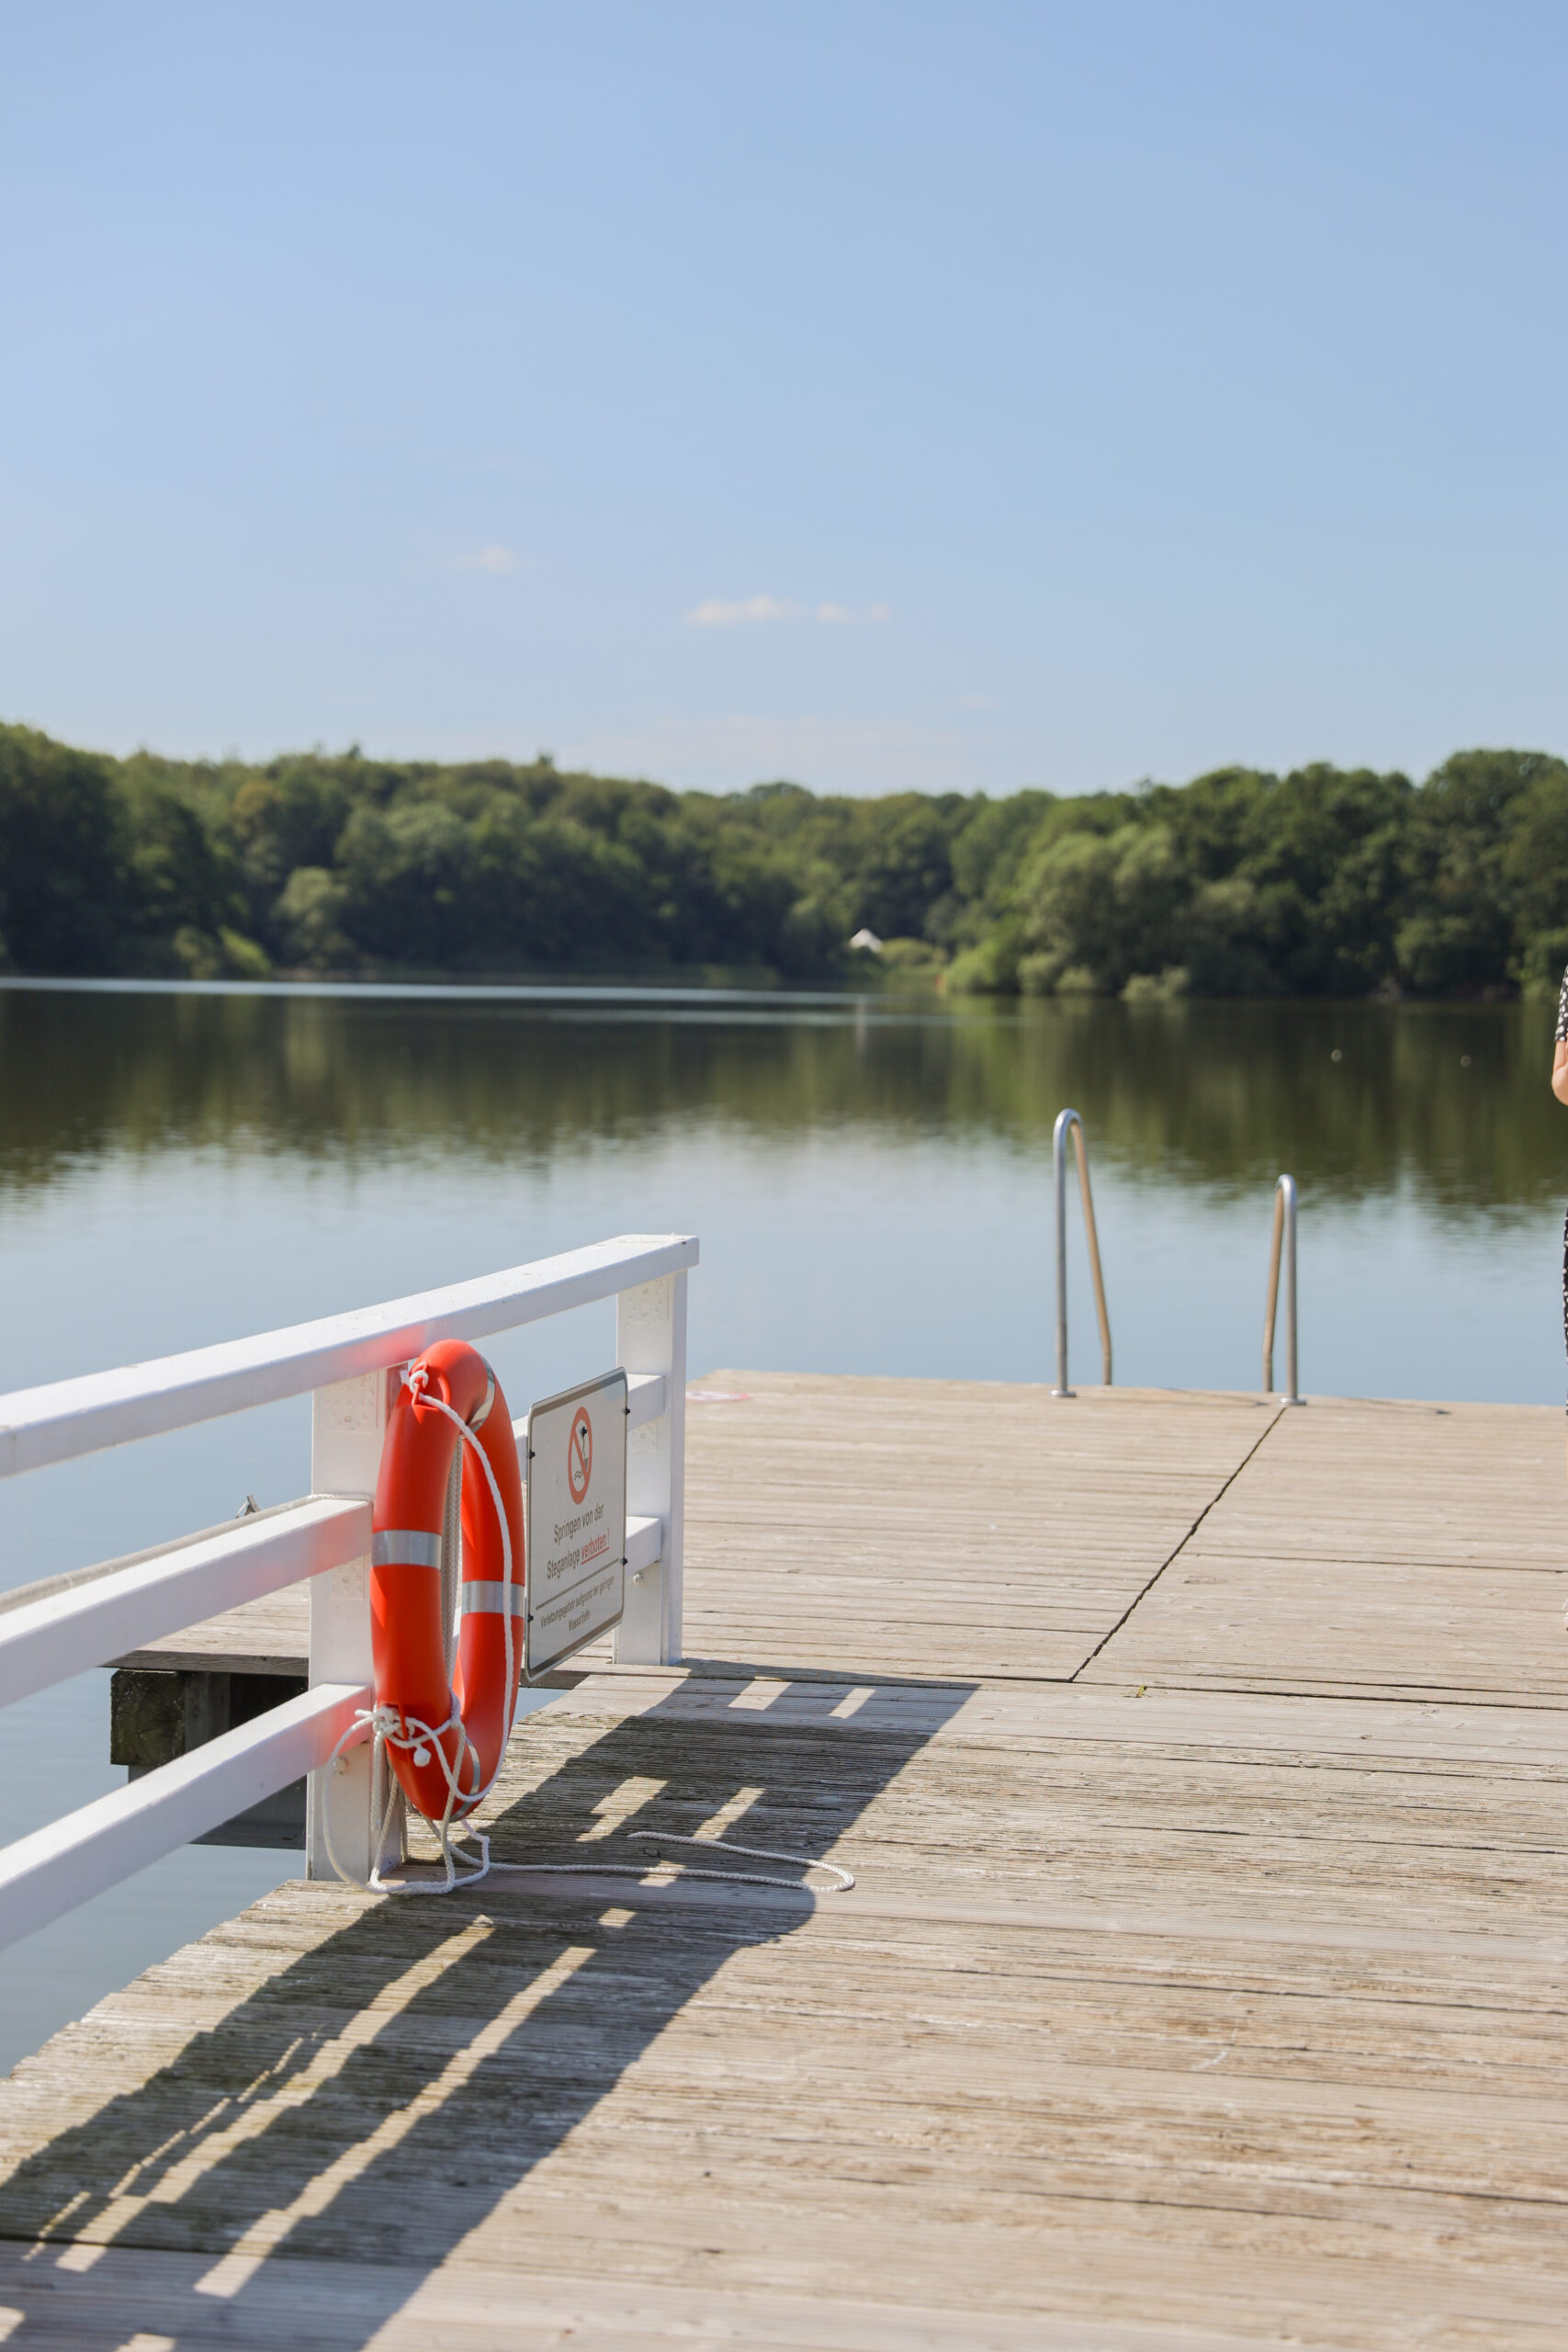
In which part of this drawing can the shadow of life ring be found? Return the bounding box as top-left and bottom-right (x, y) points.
(370, 1338), (525, 1828)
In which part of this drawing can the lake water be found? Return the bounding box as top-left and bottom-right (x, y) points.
(2, 977), (1565, 2071)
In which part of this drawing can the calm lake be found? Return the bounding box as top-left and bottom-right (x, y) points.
(2, 977), (1565, 2069)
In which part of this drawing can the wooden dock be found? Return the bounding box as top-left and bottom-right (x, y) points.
(2, 1373), (1567, 2348)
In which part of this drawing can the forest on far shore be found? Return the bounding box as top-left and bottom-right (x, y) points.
(4, 722), (1568, 1001)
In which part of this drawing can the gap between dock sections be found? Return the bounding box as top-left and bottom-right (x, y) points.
(1066, 1396), (1289, 1682)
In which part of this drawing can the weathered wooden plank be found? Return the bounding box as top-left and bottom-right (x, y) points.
(7, 1377), (1568, 2349)
(4, 1678), (1567, 2334)
(7, 2239), (1546, 2352)
(1085, 1392), (1568, 1702)
(118, 1581), (315, 1675)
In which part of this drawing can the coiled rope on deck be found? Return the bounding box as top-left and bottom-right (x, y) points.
(489, 1832), (854, 1894)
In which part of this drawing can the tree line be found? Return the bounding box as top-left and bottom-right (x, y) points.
(3, 721), (1567, 999)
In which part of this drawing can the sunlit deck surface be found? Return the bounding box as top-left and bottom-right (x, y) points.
(3, 1374), (1567, 2348)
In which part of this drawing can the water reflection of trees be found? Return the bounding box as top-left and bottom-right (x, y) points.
(0, 989), (1560, 1215)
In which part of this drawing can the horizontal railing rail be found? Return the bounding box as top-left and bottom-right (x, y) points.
(0, 1230), (696, 1950)
(0, 1496), (368, 1710)
(0, 1233), (695, 1480)
(0, 1682), (368, 1950)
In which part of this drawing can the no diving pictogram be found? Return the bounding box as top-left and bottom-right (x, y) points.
(568, 1406), (592, 1503)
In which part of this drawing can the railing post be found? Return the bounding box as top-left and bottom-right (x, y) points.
(1052, 1107), (1112, 1396)
(306, 1366), (405, 1880)
(1262, 1174), (1302, 1405)
(1053, 1114), (1072, 1396)
(614, 1272), (688, 1667)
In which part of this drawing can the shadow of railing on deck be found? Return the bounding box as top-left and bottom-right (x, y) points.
(0, 1673), (973, 2348)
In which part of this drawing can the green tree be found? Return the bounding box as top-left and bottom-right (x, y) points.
(0, 726), (134, 973)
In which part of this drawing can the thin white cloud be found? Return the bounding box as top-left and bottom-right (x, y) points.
(447, 545), (517, 574)
(685, 594), (891, 628)
(685, 594), (801, 628)
(817, 601), (891, 627)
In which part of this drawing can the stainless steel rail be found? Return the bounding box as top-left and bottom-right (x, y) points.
(1262, 1172), (1302, 1404)
(1053, 1108), (1112, 1396)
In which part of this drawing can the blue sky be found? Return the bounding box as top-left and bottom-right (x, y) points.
(2, 3), (1564, 795)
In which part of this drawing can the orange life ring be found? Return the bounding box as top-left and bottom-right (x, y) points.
(370, 1339), (525, 1826)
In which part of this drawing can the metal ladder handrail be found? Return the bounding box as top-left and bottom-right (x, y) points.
(1262, 1172), (1302, 1404)
(1052, 1108), (1112, 1396)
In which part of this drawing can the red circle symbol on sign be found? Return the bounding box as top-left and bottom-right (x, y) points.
(568, 1407), (592, 1504)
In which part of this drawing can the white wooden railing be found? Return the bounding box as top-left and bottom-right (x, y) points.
(0, 1233), (695, 1951)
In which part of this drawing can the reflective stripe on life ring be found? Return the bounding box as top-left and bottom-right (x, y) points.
(370, 1338), (526, 1825)
(459, 1579), (526, 1616)
(371, 1529), (442, 1568)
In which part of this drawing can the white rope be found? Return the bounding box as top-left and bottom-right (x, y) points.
(321, 1359), (517, 1894)
(408, 1366), (517, 1813)
(368, 1831), (852, 1896)
(628, 1830), (852, 1890)
(322, 1747), (856, 1898)
(321, 1697), (487, 1893)
(486, 1830), (854, 1894)
(439, 1444), (461, 1683)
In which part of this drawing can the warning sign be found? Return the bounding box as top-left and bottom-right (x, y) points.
(524, 1367), (627, 1679)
